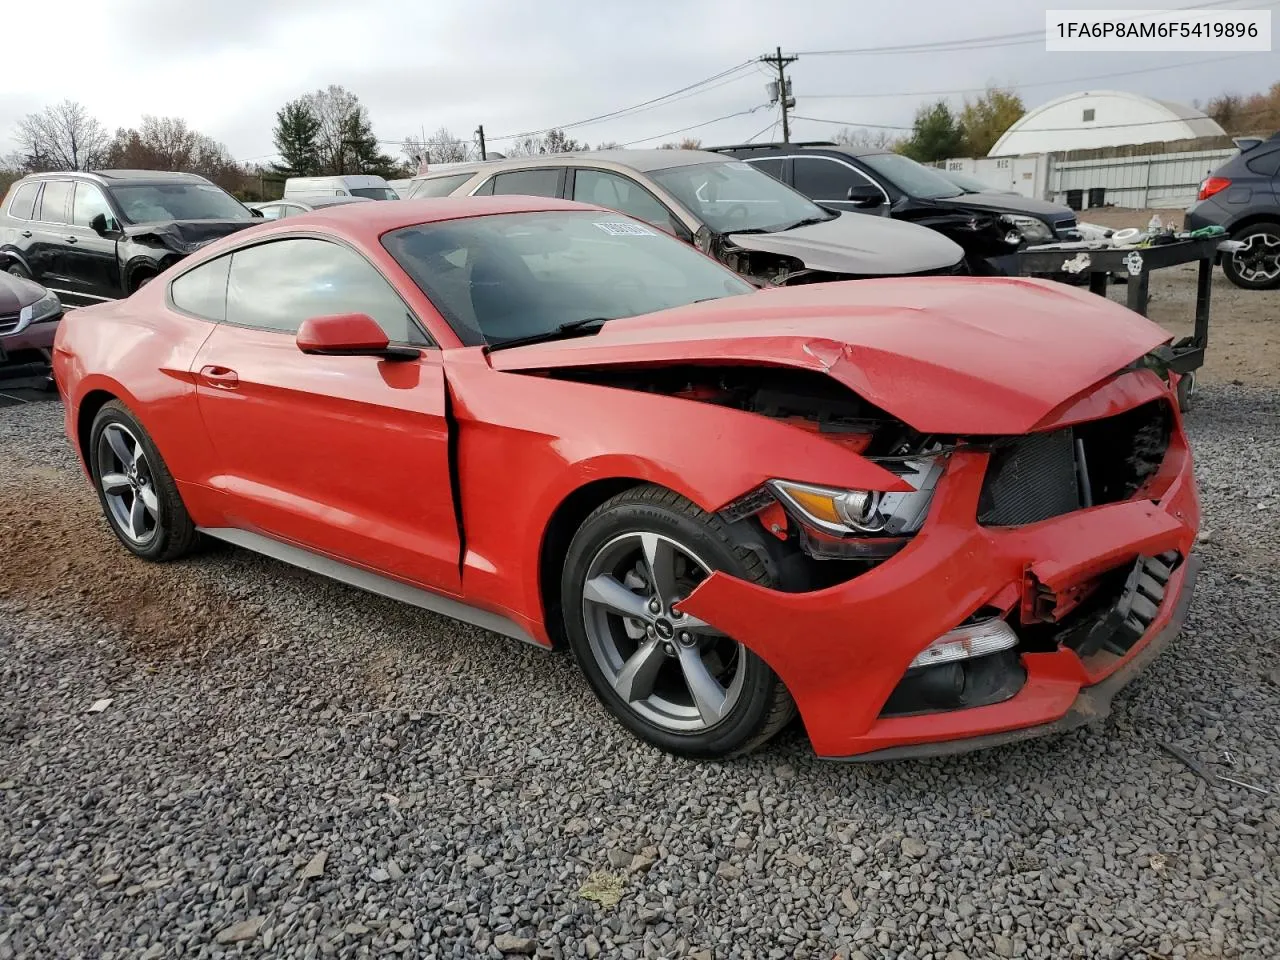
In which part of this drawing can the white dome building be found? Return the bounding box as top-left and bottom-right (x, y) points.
(989, 90), (1225, 156)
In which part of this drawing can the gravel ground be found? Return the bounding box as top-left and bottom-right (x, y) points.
(1, 388), (1278, 960)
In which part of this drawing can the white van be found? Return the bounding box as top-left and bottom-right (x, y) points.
(282, 175), (399, 201)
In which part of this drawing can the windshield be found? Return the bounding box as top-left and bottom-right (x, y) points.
(858, 153), (964, 200)
(940, 170), (994, 193)
(351, 186), (399, 200)
(108, 182), (253, 223)
(383, 210), (754, 347)
(649, 160), (831, 234)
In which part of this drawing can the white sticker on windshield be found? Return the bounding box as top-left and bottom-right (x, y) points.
(593, 221), (657, 237)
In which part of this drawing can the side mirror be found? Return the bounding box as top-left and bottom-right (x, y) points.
(296, 313), (418, 361)
(846, 186), (883, 208)
(90, 213), (117, 236)
(249, 207), (265, 218)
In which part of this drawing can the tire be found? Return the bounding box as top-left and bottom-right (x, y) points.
(88, 400), (198, 561)
(5, 261), (31, 280)
(561, 484), (795, 759)
(131, 273), (155, 293)
(1176, 370), (1195, 414)
(1221, 221), (1280, 290)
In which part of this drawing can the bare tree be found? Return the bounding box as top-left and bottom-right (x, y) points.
(659, 138), (702, 150)
(15, 100), (109, 171)
(104, 116), (240, 190)
(833, 126), (902, 151)
(304, 85), (365, 174)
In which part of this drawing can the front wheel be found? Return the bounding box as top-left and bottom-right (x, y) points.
(561, 485), (795, 758)
(1222, 222), (1280, 290)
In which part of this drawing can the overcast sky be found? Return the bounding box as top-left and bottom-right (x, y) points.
(3, 0), (1275, 164)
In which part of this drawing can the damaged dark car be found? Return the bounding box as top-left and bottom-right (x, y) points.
(415, 149), (967, 284)
(0, 170), (261, 305)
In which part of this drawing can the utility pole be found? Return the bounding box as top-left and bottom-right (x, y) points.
(760, 46), (797, 143)
(475, 124), (487, 160)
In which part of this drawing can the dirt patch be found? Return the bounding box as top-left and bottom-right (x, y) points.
(1066, 207), (1280, 389)
(0, 464), (262, 663)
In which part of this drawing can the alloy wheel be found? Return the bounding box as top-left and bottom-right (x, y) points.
(1234, 231), (1280, 284)
(580, 531), (745, 733)
(95, 423), (161, 545)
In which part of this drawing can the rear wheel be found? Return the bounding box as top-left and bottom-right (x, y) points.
(89, 400), (197, 561)
(561, 485), (795, 758)
(1222, 221), (1280, 290)
(5, 261), (31, 280)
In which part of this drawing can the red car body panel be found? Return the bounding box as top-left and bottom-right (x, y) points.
(52, 197), (1200, 759)
(489, 278), (1170, 435)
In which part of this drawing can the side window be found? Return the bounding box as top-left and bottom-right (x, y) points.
(1245, 147), (1280, 178)
(489, 169), (560, 197)
(36, 180), (73, 223)
(472, 177), (496, 196)
(170, 255), (231, 322)
(226, 238), (425, 343)
(7, 182), (39, 220)
(792, 157), (867, 202)
(572, 170), (674, 227)
(410, 173), (473, 198)
(256, 204), (283, 220)
(746, 157), (785, 180)
(72, 182), (114, 228)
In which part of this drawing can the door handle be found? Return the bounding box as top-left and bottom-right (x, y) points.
(19, 230), (32, 238)
(65, 236), (78, 244)
(198, 365), (239, 388)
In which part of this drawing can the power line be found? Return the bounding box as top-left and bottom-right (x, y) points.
(800, 53), (1248, 101)
(744, 117), (781, 143)
(487, 60), (757, 141)
(622, 105), (771, 147)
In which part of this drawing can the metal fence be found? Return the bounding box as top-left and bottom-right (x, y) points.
(1046, 148), (1237, 210)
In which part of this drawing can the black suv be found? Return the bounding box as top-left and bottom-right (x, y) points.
(712, 142), (1080, 274)
(1184, 132), (1280, 290)
(0, 170), (260, 305)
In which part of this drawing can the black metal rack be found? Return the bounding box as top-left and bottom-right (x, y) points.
(1015, 235), (1227, 410)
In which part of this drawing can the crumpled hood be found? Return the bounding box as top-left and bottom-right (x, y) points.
(727, 210), (964, 276)
(933, 191), (1076, 222)
(0, 272), (48, 315)
(123, 219), (258, 253)
(489, 277), (1170, 435)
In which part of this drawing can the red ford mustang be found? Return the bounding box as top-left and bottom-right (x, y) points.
(53, 196), (1200, 760)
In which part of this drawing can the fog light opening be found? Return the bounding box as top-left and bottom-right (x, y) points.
(909, 618), (1019, 670)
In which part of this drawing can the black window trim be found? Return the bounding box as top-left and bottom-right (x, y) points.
(748, 153), (890, 204)
(469, 166), (567, 199)
(165, 231), (436, 347)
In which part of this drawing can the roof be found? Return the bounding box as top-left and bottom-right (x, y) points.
(23, 169), (211, 184)
(413, 149), (729, 179)
(244, 195), (602, 238)
(989, 90), (1226, 156)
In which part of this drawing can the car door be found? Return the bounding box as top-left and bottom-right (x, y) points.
(26, 179), (75, 295)
(789, 156), (888, 214)
(187, 235), (461, 594)
(569, 167), (689, 238)
(66, 181), (123, 301)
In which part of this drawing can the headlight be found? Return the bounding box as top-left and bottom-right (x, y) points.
(769, 455), (945, 537)
(19, 290), (61, 325)
(1000, 214), (1053, 243)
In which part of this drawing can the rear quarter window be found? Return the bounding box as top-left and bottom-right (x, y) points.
(170, 255), (231, 322)
(1245, 148), (1280, 178)
(5, 182), (39, 220)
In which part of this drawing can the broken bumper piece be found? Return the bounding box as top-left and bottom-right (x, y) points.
(677, 413), (1200, 760)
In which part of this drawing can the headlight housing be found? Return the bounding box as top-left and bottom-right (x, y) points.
(1000, 214), (1053, 244)
(19, 289), (61, 325)
(769, 455), (945, 537)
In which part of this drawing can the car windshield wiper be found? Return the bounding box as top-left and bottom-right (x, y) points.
(486, 317), (610, 351)
(780, 214), (835, 230)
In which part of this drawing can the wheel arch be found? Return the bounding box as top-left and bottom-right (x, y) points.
(0, 248), (31, 274)
(124, 254), (179, 293)
(76, 388), (122, 466)
(537, 476), (650, 649)
(1225, 212), (1280, 236)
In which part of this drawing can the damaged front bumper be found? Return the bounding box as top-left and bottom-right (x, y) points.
(678, 391), (1200, 760)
